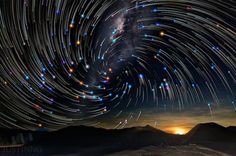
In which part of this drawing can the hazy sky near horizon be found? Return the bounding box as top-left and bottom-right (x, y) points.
(97, 105), (236, 133)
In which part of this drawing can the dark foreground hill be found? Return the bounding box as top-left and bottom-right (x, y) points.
(0, 123), (235, 156)
(29, 125), (181, 155)
(184, 123), (236, 155)
(185, 122), (236, 143)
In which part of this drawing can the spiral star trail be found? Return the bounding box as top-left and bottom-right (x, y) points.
(0, 0), (236, 130)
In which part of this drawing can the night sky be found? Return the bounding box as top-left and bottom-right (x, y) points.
(0, 0), (236, 131)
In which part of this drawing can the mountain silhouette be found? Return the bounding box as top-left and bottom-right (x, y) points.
(28, 125), (180, 155)
(185, 122), (236, 142)
(0, 123), (235, 156)
(227, 126), (236, 133)
(184, 123), (236, 155)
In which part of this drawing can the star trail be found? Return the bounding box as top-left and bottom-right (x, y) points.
(0, 0), (236, 130)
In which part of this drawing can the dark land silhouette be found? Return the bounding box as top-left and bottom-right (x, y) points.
(0, 123), (236, 156)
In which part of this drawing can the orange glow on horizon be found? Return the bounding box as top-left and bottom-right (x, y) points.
(174, 128), (187, 135)
(164, 127), (190, 135)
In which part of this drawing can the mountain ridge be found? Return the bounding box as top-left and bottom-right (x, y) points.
(0, 122), (236, 155)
